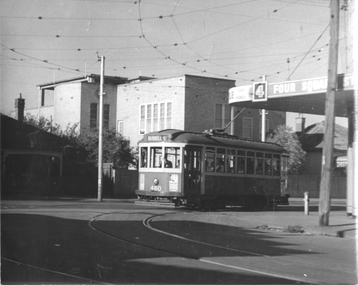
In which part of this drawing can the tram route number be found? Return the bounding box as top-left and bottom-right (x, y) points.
(150, 185), (161, 192)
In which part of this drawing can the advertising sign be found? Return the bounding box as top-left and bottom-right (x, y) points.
(253, 81), (268, 102)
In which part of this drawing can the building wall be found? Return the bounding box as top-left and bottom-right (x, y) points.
(117, 76), (186, 148)
(184, 75), (236, 132)
(80, 82), (118, 132)
(54, 83), (82, 130)
(22, 106), (54, 121)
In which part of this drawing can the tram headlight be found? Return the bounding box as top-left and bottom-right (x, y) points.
(153, 178), (159, 185)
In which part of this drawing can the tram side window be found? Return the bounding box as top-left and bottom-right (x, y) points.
(205, 147), (215, 172)
(272, 154), (281, 176)
(227, 149), (235, 173)
(164, 147), (180, 168)
(216, 148), (225, 173)
(237, 150), (246, 174)
(185, 147), (201, 171)
(246, 151), (255, 174)
(150, 147), (162, 168)
(265, 153), (272, 175)
(140, 147), (148, 168)
(255, 152), (264, 175)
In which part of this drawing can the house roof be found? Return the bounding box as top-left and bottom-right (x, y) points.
(299, 121), (348, 151)
(37, 74), (128, 90)
(1, 113), (63, 152)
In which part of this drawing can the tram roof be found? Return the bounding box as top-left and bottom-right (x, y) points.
(140, 129), (287, 153)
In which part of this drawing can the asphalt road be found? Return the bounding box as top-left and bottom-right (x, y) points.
(1, 199), (357, 284)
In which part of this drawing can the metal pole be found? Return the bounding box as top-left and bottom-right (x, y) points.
(261, 75), (266, 142)
(98, 56), (105, 202)
(304, 192), (310, 215)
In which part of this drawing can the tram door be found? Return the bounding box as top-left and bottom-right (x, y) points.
(183, 146), (202, 196)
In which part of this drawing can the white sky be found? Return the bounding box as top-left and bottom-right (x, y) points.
(0, 0), (350, 128)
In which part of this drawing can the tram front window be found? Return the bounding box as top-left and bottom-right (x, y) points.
(150, 147), (162, 168)
(164, 147), (180, 168)
(140, 147), (148, 168)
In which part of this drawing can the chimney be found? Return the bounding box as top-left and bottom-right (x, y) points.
(15, 93), (25, 122)
(295, 114), (306, 134)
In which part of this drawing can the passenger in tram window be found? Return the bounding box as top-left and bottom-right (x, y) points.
(176, 159), (180, 168)
(205, 159), (214, 172)
(163, 154), (173, 168)
(141, 149), (147, 167)
(256, 159), (263, 175)
(216, 158), (224, 172)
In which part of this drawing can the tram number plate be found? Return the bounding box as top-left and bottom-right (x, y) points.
(150, 185), (161, 192)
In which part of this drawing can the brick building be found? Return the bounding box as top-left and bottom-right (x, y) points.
(117, 74), (286, 147)
(24, 74), (127, 133)
(16, 74), (285, 148)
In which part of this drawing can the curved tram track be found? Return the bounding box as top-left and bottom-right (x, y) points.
(89, 210), (317, 284)
(2, 206), (329, 284)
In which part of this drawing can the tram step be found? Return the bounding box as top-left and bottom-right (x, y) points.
(134, 200), (177, 208)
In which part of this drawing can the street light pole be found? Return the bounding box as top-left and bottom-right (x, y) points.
(98, 56), (105, 202)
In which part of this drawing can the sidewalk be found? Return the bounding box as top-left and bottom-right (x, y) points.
(214, 198), (358, 240)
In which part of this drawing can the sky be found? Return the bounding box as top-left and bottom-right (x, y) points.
(0, 0), (351, 129)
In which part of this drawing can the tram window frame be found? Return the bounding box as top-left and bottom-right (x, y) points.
(164, 147), (180, 169)
(216, 148), (225, 173)
(237, 150), (246, 174)
(205, 147), (215, 172)
(264, 153), (273, 175)
(227, 149), (236, 173)
(272, 154), (281, 176)
(150, 147), (162, 168)
(255, 152), (264, 175)
(246, 151), (255, 174)
(140, 147), (148, 168)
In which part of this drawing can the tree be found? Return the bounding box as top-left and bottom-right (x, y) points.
(23, 115), (135, 169)
(77, 127), (136, 169)
(266, 125), (306, 174)
(24, 114), (61, 134)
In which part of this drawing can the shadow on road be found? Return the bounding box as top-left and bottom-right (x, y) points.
(1, 213), (314, 284)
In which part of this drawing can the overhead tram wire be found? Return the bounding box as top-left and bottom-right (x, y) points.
(137, 0), (301, 81)
(286, 23), (330, 80)
(0, 43), (84, 74)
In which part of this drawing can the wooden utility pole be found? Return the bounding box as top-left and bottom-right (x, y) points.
(350, 0), (358, 217)
(98, 56), (105, 202)
(318, 0), (339, 226)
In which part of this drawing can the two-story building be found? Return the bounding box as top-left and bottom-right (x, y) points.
(17, 74), (286, 149)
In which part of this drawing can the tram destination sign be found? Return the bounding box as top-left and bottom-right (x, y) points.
(147, 135), (169, 141)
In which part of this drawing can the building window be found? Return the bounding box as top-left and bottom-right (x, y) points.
(90, 103), (97, 128)
(167, 102), (172, 129)
(160, 103), (165, 129)
(243, 117), (253, 139)
(153, 104), (159, 131)
(140, 102), (172, 134)
(140, 105), (145, 134)
(215, 103), (231, 129)
(117, 120), (124, 135)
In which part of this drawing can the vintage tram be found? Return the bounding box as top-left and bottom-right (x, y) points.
(135, 129), (289, 210)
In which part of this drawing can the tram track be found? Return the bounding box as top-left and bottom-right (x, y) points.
(2, 206), (324, 284)
(89, 210), (318, 284)
(1, 256), (114, 285)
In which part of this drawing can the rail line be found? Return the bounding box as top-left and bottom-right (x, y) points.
(89, 210), (318, 284)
